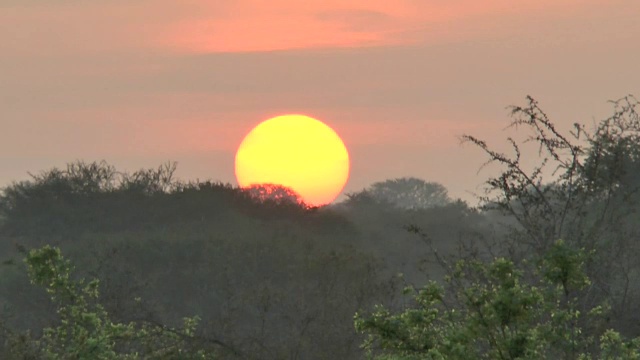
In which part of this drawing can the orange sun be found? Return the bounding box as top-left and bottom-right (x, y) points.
(235, 114), (350, 206)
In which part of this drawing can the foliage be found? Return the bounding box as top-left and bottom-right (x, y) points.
(2, 94), (640, 359)
(355, 94), (640, 359)
(461, 95), (640, 334)
(460, 95), (640, 250)
(366, 178), (451, 210)
(2, 245), (229, 359)
(0, 161), (316, 238)
(0, 161), (179, 237)
(581, 96), (640, 196)
(241, 183), (306, 206)
(355, 240), (640, 359)
(0, 160), (393, 359)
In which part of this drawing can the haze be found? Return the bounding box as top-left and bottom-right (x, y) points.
(2, 1), (639, 203)
(3, 2), (640, 357)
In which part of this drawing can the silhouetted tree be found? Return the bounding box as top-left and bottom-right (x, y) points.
(461, 94), (640, 336)
(367, 177), (451, 209)
(241, 183), (304, 205)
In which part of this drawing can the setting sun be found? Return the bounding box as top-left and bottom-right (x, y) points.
(235, 114), (350, 206)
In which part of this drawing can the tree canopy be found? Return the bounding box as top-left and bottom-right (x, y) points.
(366, 177), (452, 209)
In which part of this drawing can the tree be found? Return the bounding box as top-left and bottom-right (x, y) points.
(2, 245), (235, 359)
(367, 178), (451, 210)
(460, 95), (640, 334)
(0, 161), (394, 359)
(0, 161), (179, 237)
(355, 240), (640, 359)
(461, 95), (640, 253)
(580, 95), (640, 199)
(241, 183), (304, 205)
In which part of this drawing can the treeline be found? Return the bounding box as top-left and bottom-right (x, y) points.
(0, 161), (475, 358)
(1, 95), (640, 359)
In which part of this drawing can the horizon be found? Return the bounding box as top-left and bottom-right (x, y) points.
(2, 1), (639, 206)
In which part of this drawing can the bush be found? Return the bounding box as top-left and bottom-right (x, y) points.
(355, 240), (640, 359)
(2, 245), (234, 359)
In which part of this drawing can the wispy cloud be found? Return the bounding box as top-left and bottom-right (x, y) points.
(0, 0), (618, 56)
(159, 0), (604, 53)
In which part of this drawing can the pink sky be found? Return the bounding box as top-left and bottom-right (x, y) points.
(1, 1), (639, 204)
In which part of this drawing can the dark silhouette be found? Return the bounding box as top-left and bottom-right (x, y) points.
(367, 177), (451, 209)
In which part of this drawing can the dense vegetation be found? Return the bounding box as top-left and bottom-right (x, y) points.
(1, 95), (639, 359)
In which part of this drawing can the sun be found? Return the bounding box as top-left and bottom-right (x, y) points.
(235, 114), (350, 206)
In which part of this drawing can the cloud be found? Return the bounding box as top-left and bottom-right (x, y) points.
(160, 0), (607, 53)
(0, 0), (621, 56)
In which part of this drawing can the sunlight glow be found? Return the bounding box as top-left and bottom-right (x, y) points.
(235, 114), (350, 206)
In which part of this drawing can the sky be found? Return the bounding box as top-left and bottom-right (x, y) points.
(2, 1), (639, 205)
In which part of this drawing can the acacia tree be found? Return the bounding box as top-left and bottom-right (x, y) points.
(460, 95), (640, 332)
(460, 95), (640, 253)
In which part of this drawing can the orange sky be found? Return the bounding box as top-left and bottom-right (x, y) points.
(1, 1), (639, 204)
(2, 0), (616, 54)
(162, 0), (603, 52)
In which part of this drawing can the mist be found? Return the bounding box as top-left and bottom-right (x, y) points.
(2, 96), (640, 358)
